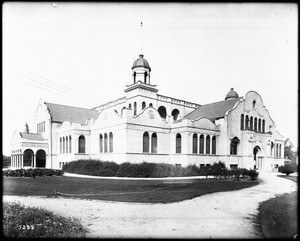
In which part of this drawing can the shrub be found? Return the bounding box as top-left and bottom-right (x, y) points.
(2, 169), (63, 178)
(278, 164), (296, 176)
(62, 159), (119, 176)
(231, 168), (242, 180)
(239, 168), (249, 179)
(210, 161), (228, 178)
(3, 201), (87, 237)
(247, 169), (259, 180)
(198, 166), (212, 177)
(183, 164), (200, 176)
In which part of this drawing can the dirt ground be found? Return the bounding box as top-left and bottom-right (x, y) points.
(3, 171), (297, 238)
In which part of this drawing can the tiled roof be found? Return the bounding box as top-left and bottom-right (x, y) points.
(19, 132), (45, 141)
(184, 97), (243, 121)
(45, 102), (99, 125)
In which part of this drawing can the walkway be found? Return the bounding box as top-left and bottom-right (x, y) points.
(3, 172), (297, 238)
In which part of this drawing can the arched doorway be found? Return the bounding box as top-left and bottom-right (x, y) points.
(36, 149), (46, 168)
(23, 149), (34, 167)
(253, 146), (261, 169)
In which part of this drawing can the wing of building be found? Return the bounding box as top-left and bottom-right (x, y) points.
(11, 54), (285, 171)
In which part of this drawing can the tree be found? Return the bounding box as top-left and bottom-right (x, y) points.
(284, 138), (297, 162)
(25, 122), (30, 133)
(278, 164), (296, 176)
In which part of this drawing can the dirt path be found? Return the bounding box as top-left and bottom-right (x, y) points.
(3, 172), (297, 238)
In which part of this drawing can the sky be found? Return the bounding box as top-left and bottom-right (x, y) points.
(2, 2), (298, 155)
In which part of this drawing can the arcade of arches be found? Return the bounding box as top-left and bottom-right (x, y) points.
(11, 149), (46, 169)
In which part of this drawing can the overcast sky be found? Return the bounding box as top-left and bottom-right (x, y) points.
(3, 2), (298, 155)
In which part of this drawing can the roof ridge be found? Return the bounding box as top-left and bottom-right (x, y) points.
(199, 96), (243, 106)
(44, 102), (97, 111)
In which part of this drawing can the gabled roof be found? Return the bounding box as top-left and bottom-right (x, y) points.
(184, 97), (243, 121)
(45, 102), (99, 125)
(19, 132), (45, 141)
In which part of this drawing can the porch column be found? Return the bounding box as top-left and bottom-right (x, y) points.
(16, 155), (18, 168)
(11, 155), (14, 168)
(21, 154), (24, 169)
(33, 154), (36, 168)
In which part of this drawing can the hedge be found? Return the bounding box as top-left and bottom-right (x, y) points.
(62, 159), (259, 180)
(3, 169), (63, 178)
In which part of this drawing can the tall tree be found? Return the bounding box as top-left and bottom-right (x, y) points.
(284, 138), (297, 163)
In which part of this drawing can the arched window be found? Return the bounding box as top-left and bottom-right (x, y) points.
(133, 72), (136, 83)
(158, 106), (167, 118)
(149, 103), (153, 107)
(60, 137), (62, 154)
(69, 136), (72, 153)
(245, 115), (249, 130)
(258, 119), (261, 133)
(212, 136), (216, 154)
(250, 117), (253, 130)
(78, 135), (85, 153)
(254, 118), (257, 132)
(129, 103), (132, 109)
(109, 132), (113, 153)
(151, 133), (157, 153)
(104, 133), (108, 153)
(172, 109), (180, 121)
(63, 137), (65, 154)
(192, 133), (197, 154)
(253, 100), (256, 109)
(230, 137), (239, 155)
(142, 101), (146, 110)
(241, 114), (244, 130)
(199, 134), (204, 154)
(66, 136), (68, 153)
(99, 134), (103, 153)
(143, 132), (149, 153)
(206, 135), (210, 154)
(262, 119), (265, 133)
(176, 133), (181, 153)
(144, 71), (147, 83)
(134, 102), (137, 115)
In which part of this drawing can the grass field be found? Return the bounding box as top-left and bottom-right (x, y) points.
(3, 176), (259, 203)
(258, 174), (298, 238)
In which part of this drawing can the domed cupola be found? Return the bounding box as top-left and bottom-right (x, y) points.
(225, 88), (239, 100)
(131, 54), (151, 84)
(132, 54), (151, 71)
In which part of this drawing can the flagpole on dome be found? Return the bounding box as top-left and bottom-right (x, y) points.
(140, 21), (143, 55)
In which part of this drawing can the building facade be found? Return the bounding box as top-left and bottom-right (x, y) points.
(11, 54), (285, 171)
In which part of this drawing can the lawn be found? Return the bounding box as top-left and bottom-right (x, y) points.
(3, 176), (259, 204)
(3, 201), (87, 238)
(258, 174), (298, 238)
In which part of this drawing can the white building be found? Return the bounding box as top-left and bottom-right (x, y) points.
(11, 54), (285, 171)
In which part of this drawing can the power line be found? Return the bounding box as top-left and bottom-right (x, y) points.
(9, 64), (88, 97)
(12, 70), (79, 99)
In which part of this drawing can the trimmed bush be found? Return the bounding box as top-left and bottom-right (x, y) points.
(3, 201), (87, 237)
(278, 164), (296, 176)
(60, 159), (259, 180)
(62, 159), (119, 176)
